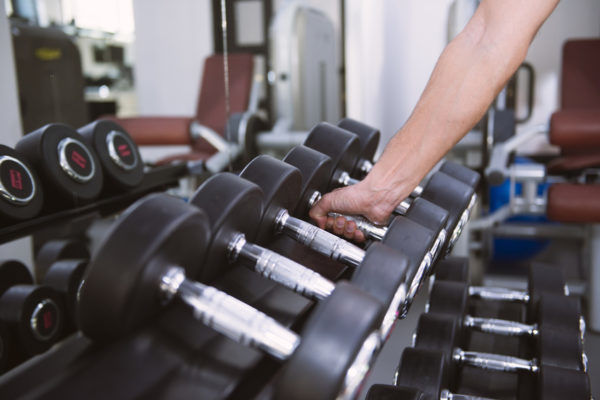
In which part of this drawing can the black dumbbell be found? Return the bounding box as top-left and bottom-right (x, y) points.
(78, 119), (144, 191)
(304, 123), (474, 254)
(0, 321), (11, 373)
(239, 155), (412, 337)
(429, 262), (572, 325)
(367, 383), (499, 400)
(414, 311), (586, 381)
(283, 145), (440, 314)
(78, 193), (384, 400)
(431, 257), (470, 283)
(190, 172), (404, 338)
(43, 259), (87, 333)
(0, 260), (64, 361)
(15, 123), (104, 209)
(395, 347), (590, 400)
(35, 238), (90, 283)
(0, 145), (44, 221)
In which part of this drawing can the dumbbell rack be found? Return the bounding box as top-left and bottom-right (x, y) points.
(0, 163), (187, 243)
(0, 235), (351, 398)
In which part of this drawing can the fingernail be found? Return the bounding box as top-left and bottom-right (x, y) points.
(345, 224), (354, 233)
(336, 219), (344, 229)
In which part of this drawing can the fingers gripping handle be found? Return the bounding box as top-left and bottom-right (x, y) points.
(328, 213), (388, 241)
(162, 268), (300, 360)
(229, 234), (335, 301)
(276, 210), (365, 268)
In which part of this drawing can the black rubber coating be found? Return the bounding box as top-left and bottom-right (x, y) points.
(0, 145), (44, 220)
(276, 281), (383, 400)
(537, 293), (582, 334)
(239, 155), (303, 244)
(0, 260), (33, 297)
(189, 173), (264, 283)
(303, 122), (361, 185)
(439, 161), (480, 189)
(383, 216), (435, 285)
(43, 259), (87, 327)
(78, 119), (144, 190)
(336, 118), (380, 176)
(0, 284), (64, 355)
(366, 384), (426, 400)
(15, 123), (104, 208)
(351, 242), (408, 317)
(404, 198), (448, 260)
(420, 172), (474, 239)
(538, 328), (585, 371)
(282, 145), (332, 219)
(527, 262), (565, 320)
(78, 193), (211, 341)
(396, 347), (449, 400)
(433, 257), (470, 283)
(538, 365), (591, 400)
(428, 281), (468, 317)
(414, 312), (460, 364)
(0, 321), (11, 373)
(35, 239), (89, 283)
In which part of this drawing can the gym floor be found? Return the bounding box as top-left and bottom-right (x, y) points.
(359, 282), (599, 400)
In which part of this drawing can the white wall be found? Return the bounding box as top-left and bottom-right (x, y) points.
(132, 0), (213, 116)
(0, 1), (33, 266)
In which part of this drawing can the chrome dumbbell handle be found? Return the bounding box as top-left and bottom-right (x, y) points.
(228, 233), (335, 301)
(401, 254), (433, 318)
(463, 315), (538, 337)
(468, 286), (530, 303)
(328, 213), (388, 241)
(453, 348), (538, 373)
(160, 267), (300, 360)
(276, 209), (366, 268)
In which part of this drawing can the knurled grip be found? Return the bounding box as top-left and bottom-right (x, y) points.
(468, 286), (530, 303)
(453, 348), (538, 373)
(277, 210), (365, 267)
(178, 279), (300, 360)
(463, 315), (538, 337)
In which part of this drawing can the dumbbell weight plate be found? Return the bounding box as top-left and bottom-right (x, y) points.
(35, 239), (89, 283)
(432, 257), (470, 283)
(239, 155), (302, 245)
(439, 161), (480, 190)
(0, 321), (11, 373)
(282, 145), (333, 219)
(303, 122), (361, 185)
(15, 124), (104, 207)
(395, 347), (449, 400)
(275, 281), (383, 400)
(225, 112), (266, 164)
(0, 260), (33, 296)
(0, 285), (64, 355)
(78, 194), (211, 341)
(336, 118), (379, 176)
(527, 263), (566, 320)
(43, 259), (87, 326)
(189, 173), (264, 283)
(0, 145), (43, 221)
(366, 384), (426, 400)
(79, 119), (144, 190)
(538, 365), (591, 400)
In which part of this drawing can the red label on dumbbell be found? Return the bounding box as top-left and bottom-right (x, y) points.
(107, 131), (138, 170)
(0, 157), (34, 203)
(31, 300), (59, 341)
(65, 142), (92, 176)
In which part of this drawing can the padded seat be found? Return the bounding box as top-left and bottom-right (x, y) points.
(547, 183), (600, 223)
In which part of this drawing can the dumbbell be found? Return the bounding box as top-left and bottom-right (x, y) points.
(304, 123), (474, 254)
(395, 347), (590, 400)
(0, 321), (11, 373)
(190, 172), (405, 338)
(43, 259), (88, 333)
(0, 145), (44, 221)
(283, 145), (440, 314)
(35, 238), (90, 283)
(78, 193), (384, 400)
(414, 311), (586, 379)
(239, 155), (412, 336)
(367, 383), (497, 400)
(336, 118), (480, 189)
(0, 260), (64, 362)
(78, 119), (144, 191)
(15, 123), (104, 209)
(428, 262), (573, 325)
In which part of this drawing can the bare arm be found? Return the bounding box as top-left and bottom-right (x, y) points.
(310, 0), (559, 241)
